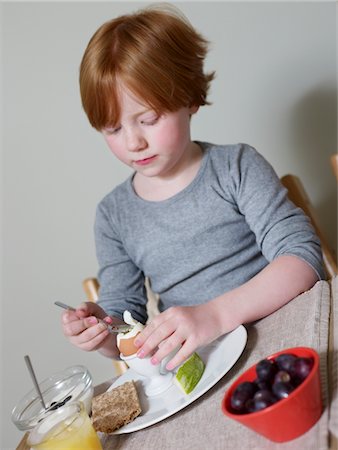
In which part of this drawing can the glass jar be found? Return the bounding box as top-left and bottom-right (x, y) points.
(12, 365), (94, 431)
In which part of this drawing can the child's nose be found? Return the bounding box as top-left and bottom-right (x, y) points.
(126, 130), (147, 152)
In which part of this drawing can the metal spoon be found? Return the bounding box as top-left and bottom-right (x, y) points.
(24, 355), (47, 410)
(54, 301), (132, 333)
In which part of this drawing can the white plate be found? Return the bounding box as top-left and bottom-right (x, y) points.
(106, 325), (247, 434)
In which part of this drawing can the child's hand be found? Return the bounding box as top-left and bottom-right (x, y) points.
(134, 303), (224, 370)
(61, 302), (116, 352)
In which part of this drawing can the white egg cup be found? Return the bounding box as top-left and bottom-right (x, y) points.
(120, 353), (173, 397)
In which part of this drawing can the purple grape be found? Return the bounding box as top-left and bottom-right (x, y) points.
(230, 354), (314, 415)
(272, 381), (295, 399)
(237, 381), (257, 395)
(256, 359), (277, 382)
(290, 357), (314, 381)
(245, 398), (257, 413)
(252, 389), (277, 411)
(254, 378), (271, 391)
(230, 382), (257, 412)
(275, 353), (297, 372)
(274, 370), (291, 384)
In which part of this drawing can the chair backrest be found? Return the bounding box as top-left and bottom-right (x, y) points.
(83, 277), (99, 302)
(330, 154), (338, 182)
(280, 174), (337, 279)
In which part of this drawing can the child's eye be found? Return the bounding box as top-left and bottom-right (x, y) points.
(103, 126), (121, 136)
(140, 115), (159, 126)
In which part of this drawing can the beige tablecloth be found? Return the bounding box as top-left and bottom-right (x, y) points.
(97, 279), (333, 450)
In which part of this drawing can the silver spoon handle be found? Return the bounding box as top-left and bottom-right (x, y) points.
(54, 301), (76, 311)
(24, 355), (47, 410)
(54, 301), (132, 333)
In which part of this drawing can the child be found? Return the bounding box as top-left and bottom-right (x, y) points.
(61, 4), (324, 370)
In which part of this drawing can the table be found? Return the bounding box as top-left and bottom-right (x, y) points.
(17, 277), (338, 450)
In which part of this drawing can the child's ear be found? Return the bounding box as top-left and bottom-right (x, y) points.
(189, 105), (199, 115)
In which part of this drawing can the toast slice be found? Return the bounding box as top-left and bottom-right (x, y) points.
(91, 380), (142, 433)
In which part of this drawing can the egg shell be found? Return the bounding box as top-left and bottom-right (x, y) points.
(118, 332), (140, 356)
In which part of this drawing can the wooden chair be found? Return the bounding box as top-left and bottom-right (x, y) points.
(280, 174), (337, 279)
(330, 154), (338, 182)
(82, 277), (160, 376)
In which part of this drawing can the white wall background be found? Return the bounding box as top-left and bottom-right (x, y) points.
(1, 2), (336, 448)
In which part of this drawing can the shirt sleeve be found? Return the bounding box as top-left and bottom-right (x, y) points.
(228, 144), (325, 280)
(94, 200), (148, 324)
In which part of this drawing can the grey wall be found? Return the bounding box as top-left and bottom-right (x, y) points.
(1, 2), (336, 448)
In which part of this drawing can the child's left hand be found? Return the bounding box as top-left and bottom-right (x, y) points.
(134, 302), (224, 370)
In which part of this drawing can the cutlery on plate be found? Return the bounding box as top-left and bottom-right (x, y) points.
(54, 301), (132, 333)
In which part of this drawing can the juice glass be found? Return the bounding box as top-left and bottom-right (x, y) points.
(27, 401), (102, 450)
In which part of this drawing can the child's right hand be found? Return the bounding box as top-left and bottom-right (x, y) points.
(61, 302), (117, 353)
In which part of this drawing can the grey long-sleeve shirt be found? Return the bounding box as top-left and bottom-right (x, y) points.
(95, 142), (325, 323)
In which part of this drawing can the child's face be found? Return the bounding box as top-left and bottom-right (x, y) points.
(101, 87), (198, 179)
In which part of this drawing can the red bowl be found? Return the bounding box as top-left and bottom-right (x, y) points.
(221, 347), (323, 442)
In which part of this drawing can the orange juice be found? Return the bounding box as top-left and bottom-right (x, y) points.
(27, 401), (102, 450)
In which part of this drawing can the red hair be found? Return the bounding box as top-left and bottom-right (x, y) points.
(79, 5), (215, 130)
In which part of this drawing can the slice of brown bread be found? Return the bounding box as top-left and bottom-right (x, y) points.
(91, 380), (142, 433)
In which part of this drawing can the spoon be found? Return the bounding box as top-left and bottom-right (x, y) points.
(54, 301), (132, 333)
(24, 355), (47, 410)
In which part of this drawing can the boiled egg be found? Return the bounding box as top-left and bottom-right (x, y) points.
(117, 311), (145, 357)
